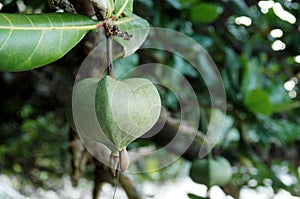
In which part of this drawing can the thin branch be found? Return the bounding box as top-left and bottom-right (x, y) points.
(91, 161), (144, 199)
(106, 37), (115, 77)
(161, 112), (206, 141)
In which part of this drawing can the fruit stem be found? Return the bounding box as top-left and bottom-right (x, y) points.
(106, 37), (115, 77)
(110, 152), (119, 176)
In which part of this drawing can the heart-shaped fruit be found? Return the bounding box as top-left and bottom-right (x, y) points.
(70, 75), (161, 153)
(189, 157), (232, 187)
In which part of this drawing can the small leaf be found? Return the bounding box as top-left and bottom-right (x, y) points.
(114, 14), (149, 57)
(231, 0), (252, 16)
(190, 3), (223, 23)
(244, 89), (273, 116)
(224, 47), (241, 91)
(272, 101), (300, 113)
(241, 58), (263, 94)
(268, 83), (291, 105)
(166, 0), (183, 10)
(188, 193), (207, 199)
(268, 83), (300, 112)
(0, 13), (98, 72)
(261, 117), (300, 143)
(192, 35), (213, 48)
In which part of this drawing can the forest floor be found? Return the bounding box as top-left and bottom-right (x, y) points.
(0, 173), (299, 199)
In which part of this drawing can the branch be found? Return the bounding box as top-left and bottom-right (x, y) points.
(145, 112), (207, 161)
(161, 111), (206, 141)
(91, 158), (145, 199)
(129, 111), (207, 163)
(119, 173), (145, 199)
(69, 130), (92, 187)
(93, 162), (114, 199)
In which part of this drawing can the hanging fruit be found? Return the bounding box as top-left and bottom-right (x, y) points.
(189, 156), (232, 187)
(69, 75), (161, 174)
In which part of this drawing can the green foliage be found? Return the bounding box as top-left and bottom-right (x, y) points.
(0, 2), (148, 71)
(0, 107), (69, 187)
(0, 13), (98, 71)
(1, 0), (300, 198)
(190, 3), (223, 23)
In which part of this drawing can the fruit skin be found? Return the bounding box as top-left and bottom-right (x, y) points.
(210, 157), (232, 186)
(71, 76), (161, 152)
(189, 158), (210, 185)
(95, 76), (161, 150)
(189, 157), (232, 187)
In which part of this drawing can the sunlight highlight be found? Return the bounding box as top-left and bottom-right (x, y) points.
(258, 1), (297, 24)
(289, 90), (297, 98)
(273, 3), (296, 24)
(284, 78), (298, 99)
(294, 55), (300, 63)
(258, 0), (275, 13)
(270, 29), (283, 38)
(271, 40), (286, 51)
(284, 81), (296, 91)
(235, 16), (252, 26)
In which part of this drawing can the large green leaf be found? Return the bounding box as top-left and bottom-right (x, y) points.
(114, 14), (149, 57)
(0, 13), (98, 72)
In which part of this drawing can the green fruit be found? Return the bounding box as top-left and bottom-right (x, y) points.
(70, 75), (161, 152)
(190, 158), (209, 185)
(189, 157), (232, 187)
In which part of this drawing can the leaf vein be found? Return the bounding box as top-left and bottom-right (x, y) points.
(24, 15), (35, 27)
(45, 15), (53, 27)
(0, 14), (13, 51)
(28, 30), (45, 63)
